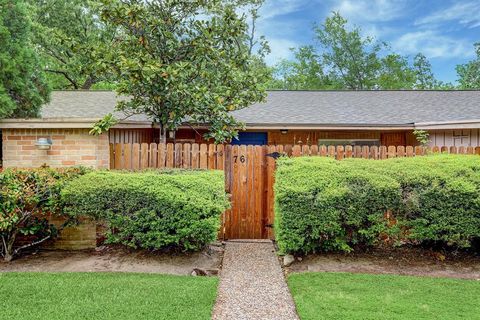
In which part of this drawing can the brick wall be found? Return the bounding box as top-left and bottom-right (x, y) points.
(2, 128), (109, 169)
(1, 128), (110, 250)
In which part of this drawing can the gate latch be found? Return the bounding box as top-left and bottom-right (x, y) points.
(266, 152), (281, 159)
(265, 224), (274, 228)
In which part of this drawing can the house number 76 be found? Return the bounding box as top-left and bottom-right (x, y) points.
(234, 155), (246, 163)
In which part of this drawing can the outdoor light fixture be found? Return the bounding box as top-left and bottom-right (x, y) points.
(35, 137), (53, 150)
(168, 131), (175, 139)
(280, 129), (288, 135)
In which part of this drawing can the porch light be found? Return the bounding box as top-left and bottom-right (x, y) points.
(35, 138), (52, 150)
(280, 129), (288, 135)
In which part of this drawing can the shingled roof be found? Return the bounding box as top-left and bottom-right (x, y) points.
(1, 90), (479, 129)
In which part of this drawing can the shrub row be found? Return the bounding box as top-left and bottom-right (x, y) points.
(274, 155), (480, 254)
(62, 169), (229, 251)
(0, 167), (88, 261)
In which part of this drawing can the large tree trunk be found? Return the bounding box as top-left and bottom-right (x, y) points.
(159, 123), (167, 144)
(2, 234), (15, 262)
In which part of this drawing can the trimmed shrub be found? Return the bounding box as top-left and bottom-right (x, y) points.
(62, 170), (229, 251)
(275, 155), (480, 254)
(0, 167), (88, 261)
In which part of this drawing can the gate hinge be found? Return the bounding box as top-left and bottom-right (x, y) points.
(265, 224), (274, 228)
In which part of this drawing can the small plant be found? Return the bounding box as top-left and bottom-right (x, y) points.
(413, 129), (430, 146)
(0, 168), (87, 261)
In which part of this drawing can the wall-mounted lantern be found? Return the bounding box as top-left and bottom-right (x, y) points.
(280, 129), (289, 135)
(35, 138), (53, 150)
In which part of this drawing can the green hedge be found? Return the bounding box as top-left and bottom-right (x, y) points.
(62, 170), (229, 251)
(274, 155), (480, 254)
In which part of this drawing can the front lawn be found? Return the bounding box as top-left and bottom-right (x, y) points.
(288, 272), (480, 320)
(0, 272), (218, 320)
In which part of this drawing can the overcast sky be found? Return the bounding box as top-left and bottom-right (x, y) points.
(256, 0), (480, 84)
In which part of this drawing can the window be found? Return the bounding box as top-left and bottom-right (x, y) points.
(318, 139), (380, 147)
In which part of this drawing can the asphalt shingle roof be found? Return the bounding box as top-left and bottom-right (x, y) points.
(40, 90), (480, 126)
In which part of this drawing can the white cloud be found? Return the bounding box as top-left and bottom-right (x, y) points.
(258, 0), (312, 20)
(332, 0), (408, 23)
(393, 31), (474, 59)
(264, 38), (298, 65)
(416, 1), (480, 28)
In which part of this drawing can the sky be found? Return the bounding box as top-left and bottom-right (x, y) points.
(255, 0), (480, 84)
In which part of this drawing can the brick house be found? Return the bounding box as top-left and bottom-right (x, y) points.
(1, 90), (479, 169)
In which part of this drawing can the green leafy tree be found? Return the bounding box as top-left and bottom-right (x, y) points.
(378, 54), (416, 89)
(92, 0), (269, 143)
(314, 13), (384, 90)
(413, 53), (440, 89)
(269, 13), (444, 91)
(269, 46), (335, 90)
(456, 43), (480, 89)
(28, 0), (116, 89)
(0, 0), (50, 118)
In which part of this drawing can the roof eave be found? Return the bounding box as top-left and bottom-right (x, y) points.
(0, 118), (154, 129)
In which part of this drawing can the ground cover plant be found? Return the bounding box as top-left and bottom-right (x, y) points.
(62, 169), (229, 251)
(275, 154), (480, 254)
(0, 272), (218, 320)
(0, 168), (87, 261)
(288, 272), (480, 320)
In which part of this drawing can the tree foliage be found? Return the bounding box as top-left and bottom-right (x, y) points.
(0, 0), (50, 119)
(269, 12), (444, 91)
(0, 168), (87, 262)
(456, 43), (480, 89)
(268, 46), (334, 90)
(92, 0), (269, 143)
(28, 0), (117, 89)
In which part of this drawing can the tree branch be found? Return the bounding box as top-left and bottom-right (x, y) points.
(44, 69), (79, 89)
(12, 235), (51, 256)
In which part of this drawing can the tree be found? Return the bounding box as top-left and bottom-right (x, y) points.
(456, 43), (480, 89)
(413, 53), (439, 89)
(28, 0), (116, 89)
(269, 46), (335, 90)
(0, 0), (49, 118)
(268, 13), (442, 91)
(314, 13), (384, 90)
(378, 54), (416, 89)
(92, 0), (269, 143)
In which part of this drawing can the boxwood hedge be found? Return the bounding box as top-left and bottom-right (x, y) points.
(274, 155), (480, 254)
(62, 170), (229, 251)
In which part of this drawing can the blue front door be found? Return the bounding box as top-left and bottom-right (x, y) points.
(231, 132), (268, 146)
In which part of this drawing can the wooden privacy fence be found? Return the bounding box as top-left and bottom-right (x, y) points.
(109, 143), (480, 240)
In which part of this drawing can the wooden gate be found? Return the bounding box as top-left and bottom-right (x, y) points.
(109, 143), (480, 240)
(222, 145), (275, 239)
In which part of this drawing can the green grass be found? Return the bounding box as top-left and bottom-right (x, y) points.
(0, 272), (218, 320)
(288, 272), (480, 320)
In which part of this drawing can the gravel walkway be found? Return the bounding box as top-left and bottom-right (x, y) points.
(212, 240), (299, 320)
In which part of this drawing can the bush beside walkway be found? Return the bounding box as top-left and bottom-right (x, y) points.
(275, 155), (480, 254)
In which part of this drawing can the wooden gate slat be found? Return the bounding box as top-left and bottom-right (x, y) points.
(157, 143), (166, 168)
(208, 144), (216, 169)
(140, 143), (149, 169)
(123, 143), (132, 170)
(132, 143), (140, 170)
(200, 144), (208, 169)
(166, 143), (174, 168)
